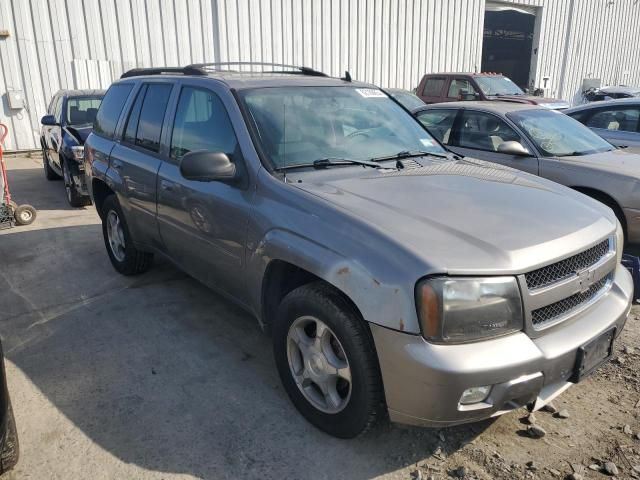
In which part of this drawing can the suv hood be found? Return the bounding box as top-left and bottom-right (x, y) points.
(292, 158), (614, 273)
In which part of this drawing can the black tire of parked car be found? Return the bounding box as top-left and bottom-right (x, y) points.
(62, 159), (91, 208)
(42, 148), (60, 181)
(101, 195), (153, 275)
(273, 282), (386, 438)
(0, 403), (19, 474)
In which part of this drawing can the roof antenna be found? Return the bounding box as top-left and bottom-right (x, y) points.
(341, 71), (352, 82)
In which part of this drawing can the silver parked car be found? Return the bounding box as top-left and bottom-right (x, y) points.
(85, 65), (632, 438)
(565, 98), (640, 150)
(415, 101), (640, 245)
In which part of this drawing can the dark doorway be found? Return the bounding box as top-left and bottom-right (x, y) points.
(481, 8), (535, 90)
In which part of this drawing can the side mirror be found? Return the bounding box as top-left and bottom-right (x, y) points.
(497, 141), (530, 156)
(41, 114), (58, 126)
(180, 151), (236, 182)
(459, 91), (479, 101)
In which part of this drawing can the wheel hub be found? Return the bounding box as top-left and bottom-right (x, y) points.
(286, 316), (352, 414)
(106, 210), (126, 262)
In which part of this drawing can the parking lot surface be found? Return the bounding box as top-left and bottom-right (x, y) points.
(1, 153), (639, 480)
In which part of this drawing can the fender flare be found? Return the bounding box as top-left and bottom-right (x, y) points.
(247, 228), (419, 333)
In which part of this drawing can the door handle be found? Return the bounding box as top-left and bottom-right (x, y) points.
(111, 159), (123, 170)
(160, 180), (175, 192)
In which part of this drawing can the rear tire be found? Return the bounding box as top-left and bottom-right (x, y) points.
(0, 403), (19, 474)
(62, 159), (90, 208)
(42, 148), (60, 181)
(101, 194), (153, 275)
(273, 282), (385, 438)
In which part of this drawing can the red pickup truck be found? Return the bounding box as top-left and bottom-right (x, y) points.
(416, 72), (569, 110)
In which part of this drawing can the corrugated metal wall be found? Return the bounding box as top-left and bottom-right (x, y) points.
(1, 0), (639, 151)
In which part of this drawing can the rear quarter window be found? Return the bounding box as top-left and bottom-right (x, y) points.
(422, 78), (445, 97)
(94, 83), (134, 138)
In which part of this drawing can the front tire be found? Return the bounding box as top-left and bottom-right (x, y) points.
(42, 148), (60, 181)
(0, 402), (19, 474)
(101, 195), (153, 275)
(273, 282), (385, 438)
(62, 160), (90, 208)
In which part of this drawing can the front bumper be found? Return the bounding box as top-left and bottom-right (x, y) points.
(371, 265), (633, 427)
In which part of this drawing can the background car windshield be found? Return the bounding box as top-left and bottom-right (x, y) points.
(240, 86), (445, 169)
(508, 109), (614, 157)
(66, 96), (103, 126)
(475, 76), (523, 96)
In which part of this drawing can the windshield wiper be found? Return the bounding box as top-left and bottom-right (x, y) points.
(369, 150), (453, 162)
(275, 157), (382, 171)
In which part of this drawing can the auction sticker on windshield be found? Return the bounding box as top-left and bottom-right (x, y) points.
(356, 88), (387, 98)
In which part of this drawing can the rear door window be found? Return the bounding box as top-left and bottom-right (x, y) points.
(585, 108), (640, 133)
(453, 110), (522, 152)
(170, 86), (238, 160)
(94, 84), (134, 138)
(422, 78), (445, 97)
(416, 109), (458, 144)
(123, 83), (173, 153)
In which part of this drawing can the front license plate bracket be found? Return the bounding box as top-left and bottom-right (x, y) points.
(571, 327), (616, 383)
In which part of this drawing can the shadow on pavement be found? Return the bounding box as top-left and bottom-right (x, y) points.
(4, 164), (83, 212)
(0, 223), (489, 479)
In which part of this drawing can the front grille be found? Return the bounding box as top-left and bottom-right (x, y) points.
(531, 275), (609, 326)
(525, 239), (610, 290)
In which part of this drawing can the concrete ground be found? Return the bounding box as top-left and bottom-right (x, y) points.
(1, 154), (639, 480)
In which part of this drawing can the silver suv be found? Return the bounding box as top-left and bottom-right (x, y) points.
(85, 64), (633, 438)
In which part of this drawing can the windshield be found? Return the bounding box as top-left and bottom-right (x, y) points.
(66, 96), (103, 126)
(389, 90), (426, 111)
(239, 86), (446, 169)
(475, 76), (524, 96)
(508, 109), (614, 157)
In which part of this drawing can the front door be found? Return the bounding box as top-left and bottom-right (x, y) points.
(583, 106), (640, 149)
(156, 83), (251, 302)
(447, 109), (539, 174)
(45, 96), (64, 172)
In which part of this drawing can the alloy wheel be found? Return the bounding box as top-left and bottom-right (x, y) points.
(106, 210), (126, 262)
(286, 315), (352, 414)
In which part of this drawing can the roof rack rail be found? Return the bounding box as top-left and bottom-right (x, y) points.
(187, 62), (329, 77)
(120, 66), (206, 79)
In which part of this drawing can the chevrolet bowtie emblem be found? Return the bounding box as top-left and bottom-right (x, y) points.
(577, 268), (596, 294)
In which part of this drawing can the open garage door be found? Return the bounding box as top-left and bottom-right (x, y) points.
(481, 3), (537, 91)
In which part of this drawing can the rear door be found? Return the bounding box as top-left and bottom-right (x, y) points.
(447, 109), (539, 174)
(156, 81), (251, 301)
(419, 77), (447, 104)
(108, 81), (175, 249)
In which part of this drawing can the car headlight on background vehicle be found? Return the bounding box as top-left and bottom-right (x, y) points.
(416, 277), (523, 343)
(71, 146), (84, 161)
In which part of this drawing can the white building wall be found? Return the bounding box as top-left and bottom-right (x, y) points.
(0, 0), (639, 151)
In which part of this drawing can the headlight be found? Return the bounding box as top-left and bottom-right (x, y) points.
(71, 146), (84, 161)
(416, 277), (523, 343)
(616, 220), (624, 265)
